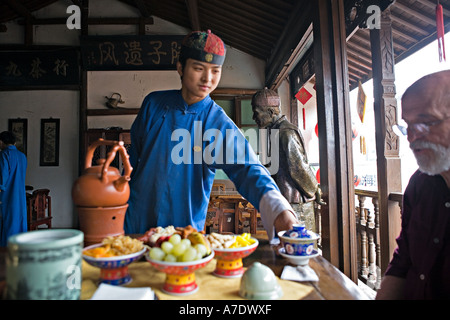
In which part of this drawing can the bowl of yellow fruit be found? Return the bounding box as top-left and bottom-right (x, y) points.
(206, 233), (259, 278)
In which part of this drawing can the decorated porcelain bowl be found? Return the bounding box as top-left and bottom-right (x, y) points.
(278, 248), (320, 266)
(82, 243), (147, 285)
(212, 238), (259, 278)
(145, 251), (214, 296)
(278, 227), (319, 257)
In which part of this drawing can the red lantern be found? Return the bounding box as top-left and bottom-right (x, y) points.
(316, 168), (320, 184)
(315, 123), (319, 137)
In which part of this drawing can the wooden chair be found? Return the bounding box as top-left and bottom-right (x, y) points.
(27, 189), (52, 231)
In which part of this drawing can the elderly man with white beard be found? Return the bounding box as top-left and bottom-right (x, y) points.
(376, 70), (450, 300)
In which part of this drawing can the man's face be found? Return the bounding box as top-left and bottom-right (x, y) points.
(252, 104), (273, 129)
(402, 77), (450, 175)
(177, 58), (222, 105)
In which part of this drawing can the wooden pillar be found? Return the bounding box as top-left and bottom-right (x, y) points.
(370, 8), (402, 273)
(79, 0), (89, 175)
(313, 0), (357, 282)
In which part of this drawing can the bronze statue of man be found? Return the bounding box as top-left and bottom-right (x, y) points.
(252, 88), (323, 232)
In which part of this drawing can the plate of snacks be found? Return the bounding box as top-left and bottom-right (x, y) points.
(206, 233), (259, 278)
(82, 235), (147, 286)
(144, 226), (214, 296)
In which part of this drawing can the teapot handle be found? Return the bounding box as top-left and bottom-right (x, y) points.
(84, 138), (133, 182)
(100, 142), (133, 183)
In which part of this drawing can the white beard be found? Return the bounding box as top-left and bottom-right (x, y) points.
(410, 140), (450, 175)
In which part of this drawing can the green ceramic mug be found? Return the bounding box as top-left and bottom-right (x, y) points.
(6, 229), (84, 300)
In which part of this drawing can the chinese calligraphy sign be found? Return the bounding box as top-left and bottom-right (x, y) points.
(81, 35), (184, 71)
(0, 48), (79, 89)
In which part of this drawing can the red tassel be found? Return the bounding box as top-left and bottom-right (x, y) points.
(302, 108), (306, 130)
(437, 2), (446, 62)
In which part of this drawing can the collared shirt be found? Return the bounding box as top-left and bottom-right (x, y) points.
(124, 90), (291, 237)
(385, 170), (450, 299)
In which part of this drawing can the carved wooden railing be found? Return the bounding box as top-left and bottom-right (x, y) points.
(355, 189), (403, 290)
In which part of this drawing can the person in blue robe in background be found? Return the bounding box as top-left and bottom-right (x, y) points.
(125, 30), (298, 240)
(0, 131), (27, 246)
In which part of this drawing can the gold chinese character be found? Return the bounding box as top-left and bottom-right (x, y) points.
(6, 61), (22, 77)
(99, 42), (119, 65)
(29, 58), (46, 79)
(171, 41), (181, 65)
(148, 41), (167, 64)
(53, 59), (69, 76)
(124, 41), (143, 66)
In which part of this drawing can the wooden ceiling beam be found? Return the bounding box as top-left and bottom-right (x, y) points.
(227, 0), (287, 25)
(266, 0), (313, 86)
(347, 46), (372, 64)
(206, 0), (280, 31)
(391, 12), (430, 35)
(392, 1), (436, 26)
(3, 0), (34, 21)
(421, 0), (450, 17)
(18, 17), (154, 25)
(347, 42), (372, 59)
(71, 0), (82, 7)
(199, 7), (276, 45)
(134, 0), (151, 17)
(185, 0), (201, 30)
(357, 29), (408, 51)
(347, 54), (372, 71)
(392, 26), (421, 43)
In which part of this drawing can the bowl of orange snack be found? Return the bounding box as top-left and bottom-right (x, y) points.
(206, 233), (259, 278)
(82, 235), (147, 285)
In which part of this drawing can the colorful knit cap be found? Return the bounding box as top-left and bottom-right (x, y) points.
(180, 30), (226, 65)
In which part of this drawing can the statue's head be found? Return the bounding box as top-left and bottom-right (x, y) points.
(251, 88), (281, 128)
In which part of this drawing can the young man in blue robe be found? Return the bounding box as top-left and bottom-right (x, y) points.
(0, 131), (27, 246)
(124, 30), (297, 240)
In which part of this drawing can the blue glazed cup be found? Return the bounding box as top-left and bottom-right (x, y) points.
(6, 229), (84, 300)
(278, 227), (320, 257)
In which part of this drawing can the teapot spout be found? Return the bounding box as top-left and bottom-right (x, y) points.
(113, 176), (131, 192)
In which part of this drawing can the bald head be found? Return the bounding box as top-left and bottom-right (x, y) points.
(402, 70), (450, 119)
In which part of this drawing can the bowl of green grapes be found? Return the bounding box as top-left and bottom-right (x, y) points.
(145, 231), (214, 296)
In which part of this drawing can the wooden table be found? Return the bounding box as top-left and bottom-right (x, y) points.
(244, 236), (370, 300)
(0, 234), (369, 300)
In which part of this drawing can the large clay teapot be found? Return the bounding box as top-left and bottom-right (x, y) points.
(72, 139), (133, 207)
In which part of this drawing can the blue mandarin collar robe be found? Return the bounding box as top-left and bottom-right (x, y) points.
(0, 145), (27, 246)
(125, 90), (280, 233)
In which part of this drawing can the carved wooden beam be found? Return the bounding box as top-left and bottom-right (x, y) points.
(370, 8), (402, 274)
